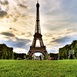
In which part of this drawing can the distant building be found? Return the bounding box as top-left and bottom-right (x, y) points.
(14, 53), (26, 60)
(49, 53), (58, 60)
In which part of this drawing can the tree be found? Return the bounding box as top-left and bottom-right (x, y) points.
(0, 44), (14, 59)
(59, 40), (77, 59)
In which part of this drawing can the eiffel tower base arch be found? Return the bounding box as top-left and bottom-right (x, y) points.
(27, 46), (48, 60)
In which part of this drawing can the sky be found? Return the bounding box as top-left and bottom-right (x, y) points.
(0, 0), (77, 54)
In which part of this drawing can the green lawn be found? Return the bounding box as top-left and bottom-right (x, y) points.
(0, 60), (77, 77)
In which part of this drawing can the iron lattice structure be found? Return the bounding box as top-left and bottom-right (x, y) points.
(28, 1), (48, 57)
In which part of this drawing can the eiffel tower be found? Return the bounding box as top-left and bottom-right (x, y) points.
(28, 1), (48, 57)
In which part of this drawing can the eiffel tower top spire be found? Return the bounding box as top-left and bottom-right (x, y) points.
(35, 0), (41, 33)
(37, 0), (39, 3)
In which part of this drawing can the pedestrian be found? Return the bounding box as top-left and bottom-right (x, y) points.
(39, 55), (42, 60)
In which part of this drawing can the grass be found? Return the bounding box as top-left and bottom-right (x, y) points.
(0, 60), (77, 77)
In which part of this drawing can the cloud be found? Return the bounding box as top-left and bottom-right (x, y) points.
(51, 36), (71, 44)
(44, 29), (74, 40)
(9, 28), (17, 31)
(24, 32), (32, 37)
(0, 37), (31, 49)
(13, 48), (27, 53)
(52, 35), (77, 44)
(43, 29), (77, 53)
(0, 10), (7, 17)
(61, 0), (77, 15)
(0, 0), (9, 5)
(16, 37), (31, 46)
(8, 27), (33, 39)
(17, 4), (27, 9)
(1, 32), (15, 37)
